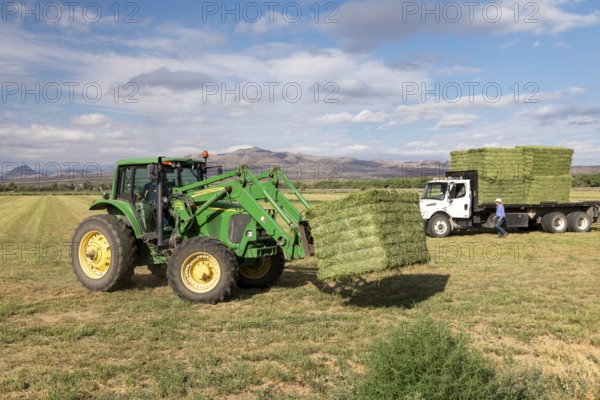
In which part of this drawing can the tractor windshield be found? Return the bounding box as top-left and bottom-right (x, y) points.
(422, 182), (447, 200)
(164, 166), (203, 189)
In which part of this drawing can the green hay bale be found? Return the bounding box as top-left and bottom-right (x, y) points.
(523, 175), (572, 203)
(306, 190), (429, 281)
(518, 146), (573, 178)
(451, 146), (573, 204)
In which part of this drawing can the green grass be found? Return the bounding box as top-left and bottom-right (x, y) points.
(0, 193), (599, 399)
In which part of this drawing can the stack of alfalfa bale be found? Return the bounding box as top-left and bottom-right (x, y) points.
(519, 146), (573, 203)
(305, 190), (429, 281)
(450, 146), (573, 204)
(451, 148), (527, 204)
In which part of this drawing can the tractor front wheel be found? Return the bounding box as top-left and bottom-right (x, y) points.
(71, 215), (137, 292)
(237, 249), (285, 289)
(167, 237), (238, 303)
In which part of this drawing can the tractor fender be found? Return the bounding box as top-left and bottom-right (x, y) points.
(89, 200), (143, 238)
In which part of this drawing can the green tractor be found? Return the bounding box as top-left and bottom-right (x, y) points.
(70, 153), (314, 304)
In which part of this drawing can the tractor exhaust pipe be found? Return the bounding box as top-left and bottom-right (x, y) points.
(157, 159), (164, 246)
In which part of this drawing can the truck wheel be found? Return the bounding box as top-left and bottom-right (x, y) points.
(71, 215), (137, 292)
(567, 211), (591, 233)
(167, 237), (238, 303)
(237, 249), (285, 289)
(427, 215), (451, 238)
(541, 212), (568, 234)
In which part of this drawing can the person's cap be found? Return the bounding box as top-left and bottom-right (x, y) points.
(495, 198), (502, 203)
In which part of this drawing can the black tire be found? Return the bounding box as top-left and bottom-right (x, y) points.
(427, 214), (451, 238)
(567, 211), (592, 233)
(71, 215), (137, 292)
(167, 237), (238, 303)
(237, 249), (285, 289)
(541, 212), (568, 234)
(147, 264), (167, 279)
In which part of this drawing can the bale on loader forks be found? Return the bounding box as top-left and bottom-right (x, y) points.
(71, 154), (314, 304)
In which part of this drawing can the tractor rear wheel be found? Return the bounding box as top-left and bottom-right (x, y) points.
(167, 237), (238, 303)
(237, 249), (285, 289)
(71, 215), (137, 291)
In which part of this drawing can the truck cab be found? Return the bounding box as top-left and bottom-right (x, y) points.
(420, 176), (473, 237)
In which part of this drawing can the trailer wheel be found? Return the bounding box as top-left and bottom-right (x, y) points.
(567, 211), (591, 233)
(71, 215), (137, 292)
(541, 212), (568, 234)
(167, 237), (238, 304)
(427, 215), (451, 238)
(237, 249), (285, 289)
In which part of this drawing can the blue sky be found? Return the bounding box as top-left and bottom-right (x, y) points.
(1, 0), (599, 165)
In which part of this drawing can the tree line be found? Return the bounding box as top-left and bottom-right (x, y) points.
(1, 174), (599, 193)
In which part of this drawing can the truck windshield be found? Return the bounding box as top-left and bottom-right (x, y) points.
(422, 182), (447, 200)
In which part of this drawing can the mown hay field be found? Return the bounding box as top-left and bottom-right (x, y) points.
(0, 193), (599, 399)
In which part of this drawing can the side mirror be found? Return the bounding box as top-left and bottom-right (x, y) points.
(147, 164), (158, 180)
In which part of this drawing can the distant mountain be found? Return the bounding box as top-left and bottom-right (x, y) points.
(186, 147), (600, 181)
(571, 166), (600, 174)
(188, 147), (450, 181)
(0, 164), (41, 182)
(0, 164), (113, 184)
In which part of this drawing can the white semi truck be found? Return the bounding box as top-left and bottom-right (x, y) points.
(420, 170), (599, 238)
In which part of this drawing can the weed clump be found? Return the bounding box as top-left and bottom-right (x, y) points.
(357, 317), (496, 400)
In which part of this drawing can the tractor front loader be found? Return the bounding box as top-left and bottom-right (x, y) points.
(71, 155), (314, 304)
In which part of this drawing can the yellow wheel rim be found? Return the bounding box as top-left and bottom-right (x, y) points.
(240, 257), (271, 279)
(181, 252), (221, 293)
(78, 230), (111, 279)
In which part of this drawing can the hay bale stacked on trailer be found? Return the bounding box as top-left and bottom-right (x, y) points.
(450, 147), (526, 204)
(450, 146), (573, 204)
(518, 146), (573, 203)
(306, 190), (429, 281)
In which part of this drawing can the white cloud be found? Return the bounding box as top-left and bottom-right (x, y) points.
(72, 114), (111, 126)
(323, 0), (600, 50)
(436, 65), (484, 76)
(434, 113), (480, 129)
(314, 110), (388, 124)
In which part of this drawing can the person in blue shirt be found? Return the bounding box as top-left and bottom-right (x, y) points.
(495, 198), (508, 238)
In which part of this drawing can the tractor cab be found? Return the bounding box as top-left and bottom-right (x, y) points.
(112, 157), (209, 236)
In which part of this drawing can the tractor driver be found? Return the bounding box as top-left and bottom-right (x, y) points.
(138, 180), (158, 203)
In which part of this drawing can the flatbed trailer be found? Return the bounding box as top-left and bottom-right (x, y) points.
(420, 170), (599, 237)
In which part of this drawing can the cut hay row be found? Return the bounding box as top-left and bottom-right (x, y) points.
(451, 146), (573, 204)
(306, 190), (429, 281)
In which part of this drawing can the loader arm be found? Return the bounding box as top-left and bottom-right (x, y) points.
(171, 165), (312, 260)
